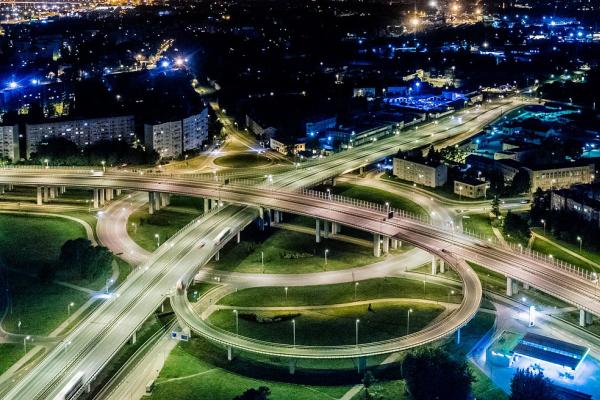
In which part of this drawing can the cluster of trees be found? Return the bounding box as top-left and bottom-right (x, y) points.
(234, 386), (271, 400)
(503, 211), (531, 244)
(487, 169), (531, 197)
(28, 137), (158, 167)
(38, 238), (113, 283)
(510, 369), (559, 400)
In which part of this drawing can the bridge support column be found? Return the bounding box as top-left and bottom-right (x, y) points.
(227, 346), (233, 361)
(60, 186), (66, 194)
(131, 331), (137, 345)
(215, 251), (220, 261)
(382, 236), (390, 254)
(0, 185), (5, 195)
(439, 260), (445, 274)
(431, 256), (438, 275)
(289, 359), (297, 375)
(36, 186), (43, 205)
(506, 277), (519, 296)
(160, 193), (169, 207)
(148, 192), (155, 214)
(323, 221), (330, 239)
(391, 239), (398, 250)
(357, 356), (366, 374)
(93, 189), (99, 209)
(456, 328), (461, 345)
(212, 199), (219, 209)
(523, 282), (529, 290)
(99, 188), (105, 206)
(373, 234), (381, 257)
(204, 198), (209, 211)
(315, 220), (321, 243)
(43, 186), (49, 202)
(579, 309), (593, 327)
(359, 167), (364, 175)
(237, 231), (241, 244)
(273, 210), (280, 224)
(49, 186), (56, 199)
(154, 193), (161, 212)
(115, 188), (121, 196)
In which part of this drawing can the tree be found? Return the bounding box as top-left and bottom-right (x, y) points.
(362, 371), (376, 399)
(509, 170), (531, 195)
(234, 386), (271, 400)
(491, 195), (501, 218)
(59, 239), (113, 280)
(510, 369), (558, 400)
(503, 211), (531, 243)
(403, 347), (474, 400)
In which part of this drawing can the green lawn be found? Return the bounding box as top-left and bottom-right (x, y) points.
(127, 201), (202, 252)
(209, 303), (444, 346)
(0, 344), (24, 376)
(461, 213), (495, 240)
(332, 183), (427, 218)
(213, 153), (272, 169)
(150, 344), (352, 400)
(531, 231), (599, 274)
(217, 277), (459, 308)
(0, 213), (86, 268)
(470, 363), (508, 400)
(211, 228), (385, 274)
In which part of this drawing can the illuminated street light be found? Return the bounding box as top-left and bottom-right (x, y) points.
(407, 308), (413, 335)
(540, 219), (546, 234)
(67, 302), (75, 317)
(155, 233), (160, 247)
(324, 249), (329, 266)
(233, 309), (239, 334)
(292, 319), (296, 346)
(24, 335), (32, 354)
(354, 282), (359, 300)
(355, 319), (360, 346)
(577, 236), (583, 253)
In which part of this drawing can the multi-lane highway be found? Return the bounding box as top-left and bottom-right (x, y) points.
(0, 98), (533, 399)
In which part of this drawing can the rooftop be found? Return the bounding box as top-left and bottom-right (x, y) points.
(513, 332), (589, 371)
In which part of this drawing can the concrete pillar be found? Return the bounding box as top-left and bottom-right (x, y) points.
(456, 328), (461, 345)
(431, 256), (438, 275)
(506, 277), (514, 296)
(131, 331), (137, 345)
(357, 356), (366, 373)
(165, 193), (170, 206)
(49, 186), (56, 199)
(323, 220), (330, 239)
(60, 186), (66, 194)
(289, 359), (296, 375)
(43, 186), (49, 202)
(579, 310), (593, 327)
(204, 198), (209, 212)
(212, 199), (219, 209)
(359, 167), (364, 175)
(116, 189), (122, 196)
(227, 346), (233, 361)
(332, 177), (337, 186)
(439, 260), (445, 274)
(215, 251), (220, 261)
(373, 234), (381, 257)
(160, 193), (169, 207)
(0, 186), (5, 195)
(93, 189), (99, 209)
(154, 193), (161, 211)
(237, 231), (241, 244)
(99, 188), (105, 206)
(315, 220), (321, 243)
(273, 210), (280, 224)
(148, 192), (155, 214)
(580, 309), (587, 327)
(391, 239), (398, 250)
(523, 282), (529, 290)
(36, 186), (43, 205)
(382, 236), (390, 254)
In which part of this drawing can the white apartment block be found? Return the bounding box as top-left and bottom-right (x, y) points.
(25, 115), (135, 157)
(145, 108), (209, 159)
(393, 157), (448, 188)
(0, 124), (19, 161)
(182, 108), (209, 152)
(525, 164), (595, 193)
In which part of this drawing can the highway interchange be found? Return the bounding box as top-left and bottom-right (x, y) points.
(3, 97), (598, 398)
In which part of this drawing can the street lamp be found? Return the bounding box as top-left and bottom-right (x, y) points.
(407, 308), (413, 335)
(354, 282), (359, 300)
(44, 159), (49, 168)
(541, 219), (546, 234)
(577, 236), (583, 253)
(233, 309), (239, 334)
(155, 233), (160, 247)
(285, 286), (288, 302)
(105, 277), (114, 293)
(448, 290), (455, 303)
(324, 249), (329, 266)
(292, 319), (296, 346)
(24, 335), (32, 354)
(355, 319), (360, 346)
(101, 160), (106, 172)
(67, 302), (75, 317)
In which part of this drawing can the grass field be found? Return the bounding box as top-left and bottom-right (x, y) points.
(217, 277), (459, 308)
(208, 302), (445, 345)
(531, 230), (599, 274)
(0, 344), (24, 376)
(461, 213), (495, 240)
(127, 197), (202, 251)
(211, 228), (385, 274)
(214, 153), (272, 168)
(150, 344), (352, 400)
(332, 183), (427, 218)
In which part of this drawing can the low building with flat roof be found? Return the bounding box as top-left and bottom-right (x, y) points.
(513, 332), (589, 371)
(393, 155), (447, 188)
(525, 162), (595, 193)
(454, 176), (488, 199)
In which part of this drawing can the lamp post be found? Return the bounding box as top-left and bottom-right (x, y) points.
(285, 286), (288, 302)
(354, 282), (359, 300)
(105, 278), (114, 293)
(67, 302), (75, 317)
(24, 335), (32, 354)
(355, 319), (360, 346)
(233, 309), (239, 335)
(448, 290), (455, 303)
(406, 308), (413, 335)
(155, 233), (160, 247)
(101, 160), (106, 172)
(44, 159), (49, 168)
(324, 249), (329, 266)
(541, 219), (546, 234)
(292, 319), (296, 346)
(261, 251), (264, 272)
(577, 236), (582, 253)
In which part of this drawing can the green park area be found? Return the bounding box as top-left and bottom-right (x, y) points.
(461, 213), (496, 240)
(0, 344), (25, 376)
(0, 212), (120, 344)
(530, 229), (600, 274)
(211, 227), (394, 274)
(217, 278), (460, 308)
(208, 302), (445, 346)
(127, 195), (203, 251)
(214, 153), (272, 169)
(332, 182), (427, 218)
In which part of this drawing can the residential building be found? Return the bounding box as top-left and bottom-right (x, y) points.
(0, 124), (19, 161)
(393, 156), (447, 188)
(305, 116), (336, 137)
(145, 108), (210, 159)
(454, 177), (488, 199)
(525, 163), (596, 193)
(270, 137), (306, 155)
(551, 187), (600, 227)
(26, 115), (135, 157)
(465, 155), (521, 182)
